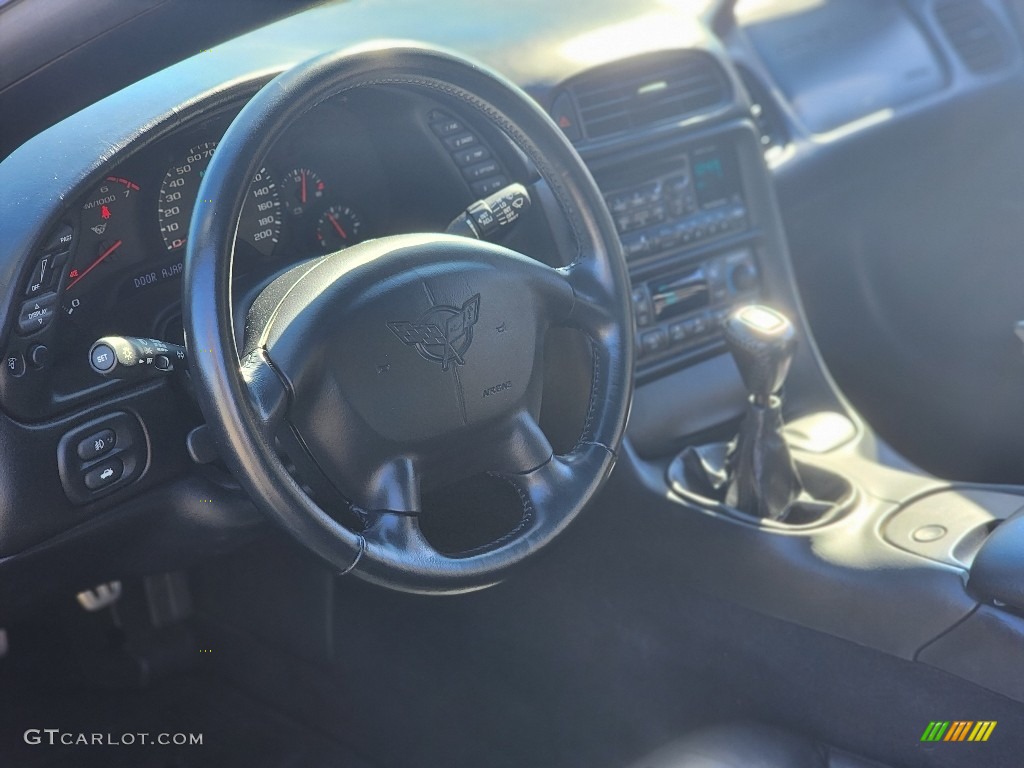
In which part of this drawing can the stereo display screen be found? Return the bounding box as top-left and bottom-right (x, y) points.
(692, 145), (739, 209)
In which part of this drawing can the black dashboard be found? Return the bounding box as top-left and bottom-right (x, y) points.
(12, 6), (1024, 764)
(2, 87), (525, 423)
(4, 0), (1024, 595)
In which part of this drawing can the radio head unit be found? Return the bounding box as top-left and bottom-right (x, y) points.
(632, 249), (760, 363)
(649, 265), (710, 322)
(604, 143), (747, 262)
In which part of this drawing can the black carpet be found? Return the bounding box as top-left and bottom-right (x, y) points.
(0, 660), (375, 768)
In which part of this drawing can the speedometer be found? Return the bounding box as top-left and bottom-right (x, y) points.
(158, 141), (282, 258)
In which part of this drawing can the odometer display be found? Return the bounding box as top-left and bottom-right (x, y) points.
(158, 141), (282, 258)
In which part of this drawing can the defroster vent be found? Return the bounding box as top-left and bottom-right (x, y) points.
(935, 0), (1009, 74)
(555, 50), (730, 142)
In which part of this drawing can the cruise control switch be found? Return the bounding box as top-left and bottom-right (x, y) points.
(446, 183), (531, 240)
(89, 336), (186, 379)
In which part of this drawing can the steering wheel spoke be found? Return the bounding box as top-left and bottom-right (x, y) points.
(556, 254), (621, 339)
(240, 348), (289, 441)
(494, 442), (615, 536)
(489, 410), (554, 475)
(363, 510), (436, 559)
(360, 456), (421, 515)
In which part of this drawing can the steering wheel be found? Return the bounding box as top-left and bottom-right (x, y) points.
(184, 43), (633, 593)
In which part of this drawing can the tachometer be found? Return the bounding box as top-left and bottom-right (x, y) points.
(66, 176), (143, 294)
(158, 141), (282, 258)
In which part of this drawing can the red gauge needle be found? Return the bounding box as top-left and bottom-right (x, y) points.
(326, 213), (348, 240)
(300, 171), (307, 204)
(67, 239), (122, 291)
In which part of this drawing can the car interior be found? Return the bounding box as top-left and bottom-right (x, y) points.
(3, 0), (1024, 766)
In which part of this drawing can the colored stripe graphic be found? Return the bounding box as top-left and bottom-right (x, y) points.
(968, 722), (997, 742)
(944, 721), (972, 741)
(921, 722), (949, 742)
(922, 721), (996, 742)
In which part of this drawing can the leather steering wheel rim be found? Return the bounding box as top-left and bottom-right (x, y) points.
(184, 42), (633, 594)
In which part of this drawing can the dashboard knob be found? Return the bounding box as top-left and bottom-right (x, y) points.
(730, 262), (757, 292)
(28, 344), (50, 369)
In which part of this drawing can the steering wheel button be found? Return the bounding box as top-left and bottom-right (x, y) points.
(470, 176), (508, 197)
(443, 132), (477, 151)
(430, 117), (464, 136)
(77, 429), (116, 461)
(453, 146), (491, 166)
(462, 160), (501, 181)
(83, 456), (124, 491)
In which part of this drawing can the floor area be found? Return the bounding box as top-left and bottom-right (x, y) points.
(0, 621), (374, 768)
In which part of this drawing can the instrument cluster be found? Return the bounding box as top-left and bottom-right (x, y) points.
(3, 88), (521, 421)
(66, 117), (377, 327)
(21, 97), (394, 409)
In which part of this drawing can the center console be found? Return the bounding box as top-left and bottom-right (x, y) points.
(586, 117), (1024, 710)
(592, 135), (761, 382)
(545, 42), (1024, 736)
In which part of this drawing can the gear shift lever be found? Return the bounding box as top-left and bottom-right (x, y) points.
(671, 304), (853, 525)
(722, 305), (803, 519)
(723, 306), (796, 406)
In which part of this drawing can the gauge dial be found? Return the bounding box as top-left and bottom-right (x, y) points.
(245, 167), (282, 257)
(282, 167), (324, 217)
(158, 141), (282, 258)
(316, 205), (362, 251)
(66, 176), (142, 294)
(158, 141), (215, 251)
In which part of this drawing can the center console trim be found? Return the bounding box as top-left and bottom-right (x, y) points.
(582, 122), (769, 386)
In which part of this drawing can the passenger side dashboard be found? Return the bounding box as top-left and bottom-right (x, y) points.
(718, 0), (1024, 481)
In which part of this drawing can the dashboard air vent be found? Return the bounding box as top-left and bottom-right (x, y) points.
(736, 66), (788, 158)
(562, 51), (730, 141)
(934, 0), (1009, 74)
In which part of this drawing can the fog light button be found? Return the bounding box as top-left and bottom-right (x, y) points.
(77, 429), (116, 461)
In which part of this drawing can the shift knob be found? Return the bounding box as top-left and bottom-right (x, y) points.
(723, 305), (796, 405)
